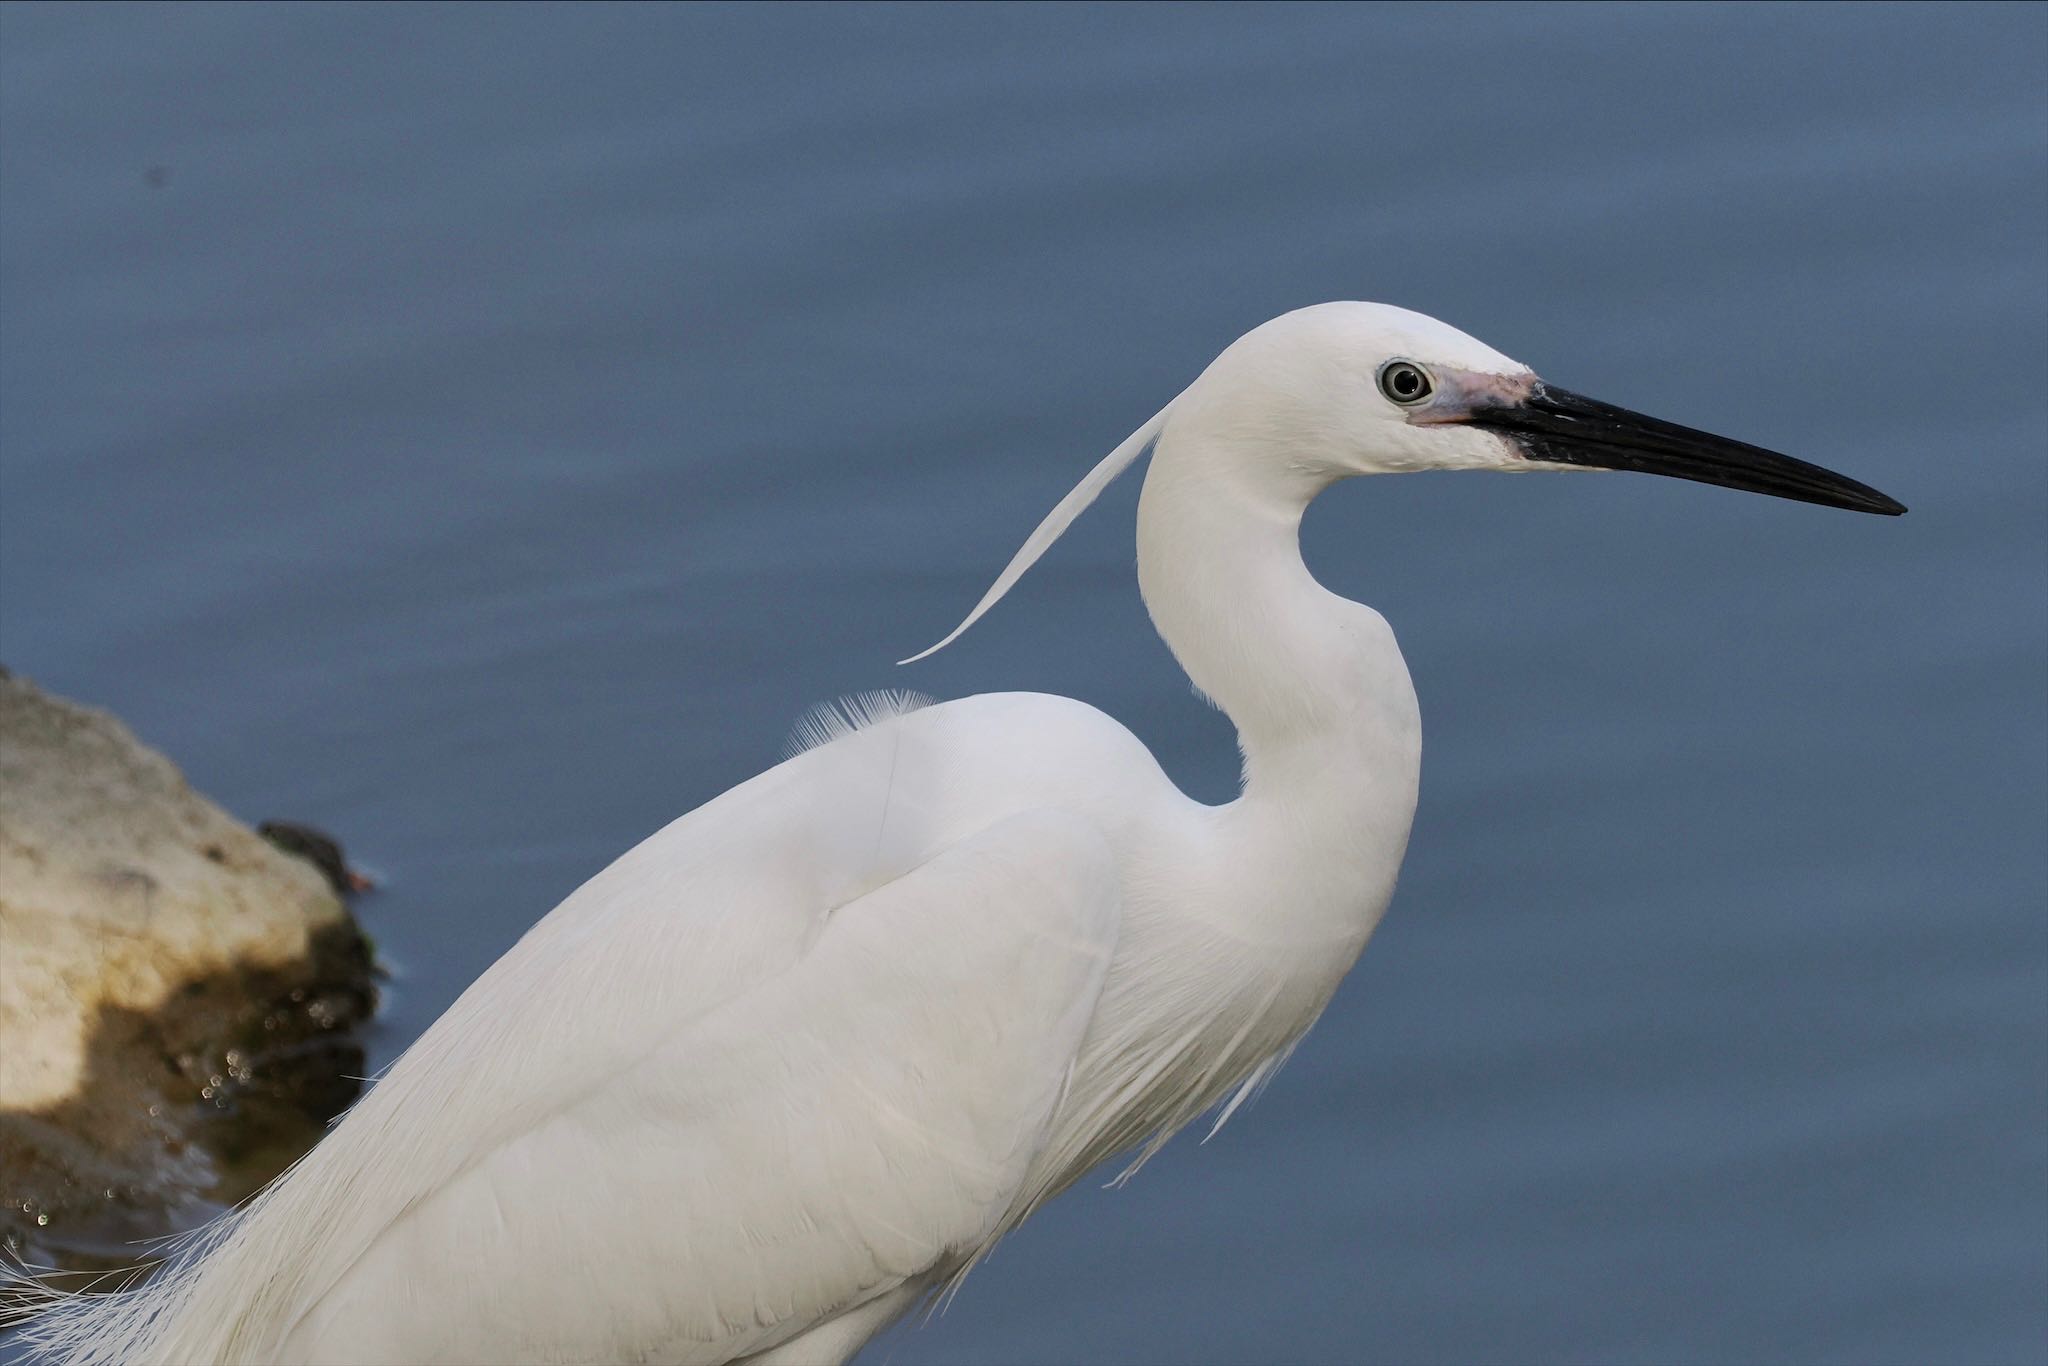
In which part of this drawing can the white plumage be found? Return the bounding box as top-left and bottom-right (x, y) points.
(14, 302), (1901, 1364)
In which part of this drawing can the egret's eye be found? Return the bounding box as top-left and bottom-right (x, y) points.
(1377, 360), (1434, 406)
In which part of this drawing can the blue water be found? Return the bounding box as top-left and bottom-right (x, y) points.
(3, 3), (2044, 1362)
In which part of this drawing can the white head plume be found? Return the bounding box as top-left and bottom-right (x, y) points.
(898, 395), (1181, 664)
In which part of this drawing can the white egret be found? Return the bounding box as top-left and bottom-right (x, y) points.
(12, 303), (1903, 1365)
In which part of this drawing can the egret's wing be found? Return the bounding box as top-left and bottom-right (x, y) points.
(278, 806), (1120, 1365)
(19, 706), (1129, 1366)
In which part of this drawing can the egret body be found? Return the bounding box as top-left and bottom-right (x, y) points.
(15, 303), (1902, 1365)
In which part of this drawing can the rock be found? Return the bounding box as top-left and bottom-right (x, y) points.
(0, 671), (376, 1272)
(257, 820), (374, 896)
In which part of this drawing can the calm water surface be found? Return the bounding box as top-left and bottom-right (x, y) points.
(2, 4), (2044, 1363)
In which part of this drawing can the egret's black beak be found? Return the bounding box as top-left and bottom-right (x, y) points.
(1468, 384), (1906, 516)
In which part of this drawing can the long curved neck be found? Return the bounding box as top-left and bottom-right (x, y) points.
(1137, 423), (1416, 770)
(1135, 420), (1421, 930)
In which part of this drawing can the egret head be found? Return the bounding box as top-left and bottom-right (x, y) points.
(1177, 302), (1908, 512)
(1167, 301), (1533, 482)
(901, 302), (1902, 664)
